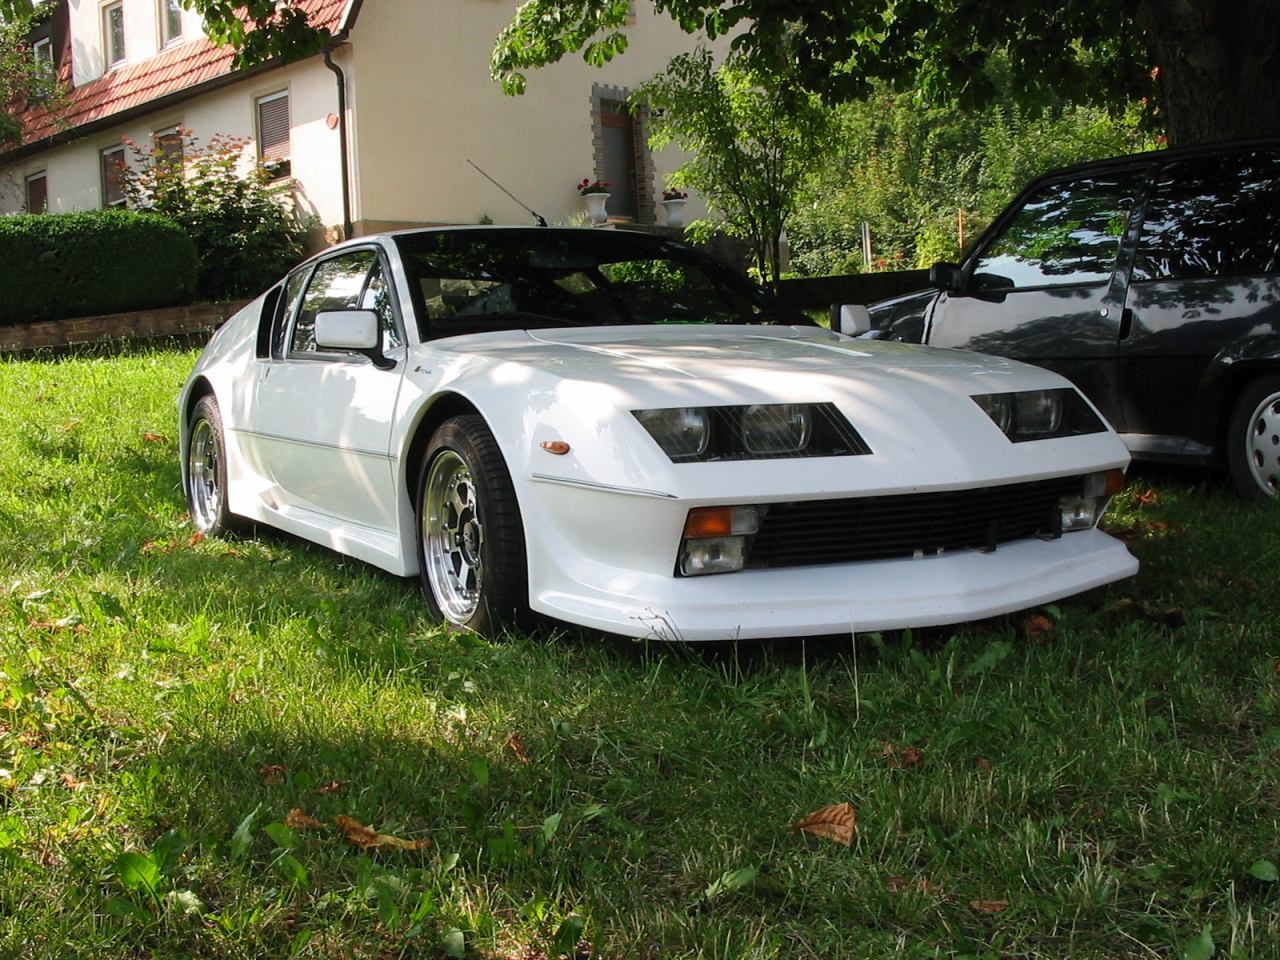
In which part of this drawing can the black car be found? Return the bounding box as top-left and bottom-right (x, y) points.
(868, 139), (1280, 501)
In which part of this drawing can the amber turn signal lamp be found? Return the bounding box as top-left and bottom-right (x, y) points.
(540, 440), (571, 455)
(683, 507), (734, 538)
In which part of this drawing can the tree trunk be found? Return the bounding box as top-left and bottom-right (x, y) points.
(1135, 0), (1280, 146)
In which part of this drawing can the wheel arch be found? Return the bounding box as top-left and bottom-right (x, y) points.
(1197, 354), (1280, 455)
(401, 392), (485, 505)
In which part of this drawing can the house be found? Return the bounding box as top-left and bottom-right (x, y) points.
(0, 0), (712, 240)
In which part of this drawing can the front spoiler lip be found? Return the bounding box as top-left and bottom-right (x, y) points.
(532, 529), (1137, 642)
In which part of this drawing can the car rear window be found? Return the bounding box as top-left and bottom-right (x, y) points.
(1132, 150), (1280, 281)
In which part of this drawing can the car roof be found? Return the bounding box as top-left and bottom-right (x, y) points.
(1027, 137), (1280, 186)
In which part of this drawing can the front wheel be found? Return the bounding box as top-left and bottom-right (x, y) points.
(186, 395), (243, 536)
(1227, 375), (1280, 502)
(416, 415), (528, 635)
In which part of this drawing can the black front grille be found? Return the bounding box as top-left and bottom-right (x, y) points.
(746, 476), (1082, 569)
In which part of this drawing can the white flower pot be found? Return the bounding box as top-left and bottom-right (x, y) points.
(582, 192), (610, 225)
(661, 198), (687, 228)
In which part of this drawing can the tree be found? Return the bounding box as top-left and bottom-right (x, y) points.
(488, 0), (1279, 148)
(635, 45), (830, 282)
(1, 3), (63, 149)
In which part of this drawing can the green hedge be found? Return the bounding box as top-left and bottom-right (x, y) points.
(0, 210), (198, 325)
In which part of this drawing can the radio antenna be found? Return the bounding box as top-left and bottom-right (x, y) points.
(467, 159), (548, 227)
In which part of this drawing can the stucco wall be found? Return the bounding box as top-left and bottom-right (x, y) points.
(345, 2), (715, 231)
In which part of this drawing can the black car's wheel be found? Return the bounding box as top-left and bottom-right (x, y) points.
(186, 395), (243, 536)
(1227, 375), (1280, 502)
(417, 415), (528, 635)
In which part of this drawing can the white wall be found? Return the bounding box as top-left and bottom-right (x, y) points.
(346, 1), (716, 229)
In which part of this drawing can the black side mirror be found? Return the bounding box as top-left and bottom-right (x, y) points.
(929, 262), (961, 293)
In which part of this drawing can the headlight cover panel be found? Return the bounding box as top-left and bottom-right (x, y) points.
(971, 388), (1106, 442)
(633, 402), (871, 462)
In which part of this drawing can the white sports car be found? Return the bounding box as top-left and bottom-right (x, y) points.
(179, 227), (1137, 641)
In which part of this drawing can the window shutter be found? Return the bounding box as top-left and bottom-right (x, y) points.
(25, 174), (47, 214)
(257, 94), (291, 161)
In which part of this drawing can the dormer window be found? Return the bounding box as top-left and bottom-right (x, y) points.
(32, 37), (54, 75)
(160, 0), (182, 45)
(103, 1), (125, 68)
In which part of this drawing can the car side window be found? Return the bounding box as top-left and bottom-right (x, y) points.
(973, 174), (1144, 289)
(290, 250), (378, 356)
(272, 267), (310, 360)
(1132, 151), (1280, 281)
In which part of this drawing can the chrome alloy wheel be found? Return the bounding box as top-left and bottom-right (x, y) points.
(187, 417), (222, 531)
(1244, 387), (1280, 497)
(423, 449), (484, 622)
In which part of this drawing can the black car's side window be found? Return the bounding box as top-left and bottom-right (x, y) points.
(973, 174), (1143, 289)
(1132, 151), (1280, 281)
(290, 250), (378, 356)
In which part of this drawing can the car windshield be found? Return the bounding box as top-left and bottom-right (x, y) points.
(394, 228), (811, 340)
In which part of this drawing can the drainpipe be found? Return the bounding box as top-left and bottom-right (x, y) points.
(323, 47), (353, 241)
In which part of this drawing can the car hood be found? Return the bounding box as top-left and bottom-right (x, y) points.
(407, 324), (1128, 503)
(513, 324), (1048, 394)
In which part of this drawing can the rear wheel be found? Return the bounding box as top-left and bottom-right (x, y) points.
(1227, 375), (1280, 502)
(417, 415), (528, 635)
(186, 395), (243, 535)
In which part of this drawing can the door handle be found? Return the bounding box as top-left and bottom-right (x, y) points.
(1118, 307), (1134, 341)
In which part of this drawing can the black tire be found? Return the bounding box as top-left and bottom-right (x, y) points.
(185, 395), (244, 536)
(416, 415), (528, 635)
(1227, 374), (1280, 502)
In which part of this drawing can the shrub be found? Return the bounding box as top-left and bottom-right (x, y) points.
(0, 210), (198, 325)
(120, 130), (309, 300)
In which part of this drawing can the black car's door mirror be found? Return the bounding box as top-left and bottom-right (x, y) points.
(314, 309), (396, 369)
(929, 262), (962, 292)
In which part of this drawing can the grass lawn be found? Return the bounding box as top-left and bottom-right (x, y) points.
(0, 346), (1276, 959)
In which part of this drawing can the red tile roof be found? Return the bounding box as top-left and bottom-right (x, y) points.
(18, 0), (349, 146)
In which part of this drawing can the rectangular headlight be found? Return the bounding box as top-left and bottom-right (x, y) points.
(634, 403), (870, 462)
(971, 389), (1105, 442)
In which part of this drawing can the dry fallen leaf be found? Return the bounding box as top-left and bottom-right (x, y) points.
(899, 745), (923, 768)
(977, 756), (993, 773)
(970, 899), (1010, 914)
(1024, 613), (1056, 645)
(886, 875), (945, 896)
(285, 809), (324, 830)
(316, 780), (347, 796)
(793, 802), (856, 847)
(141, 432), (168, 443)
(334, 815), (430, 852)
(258, 764), (287, 786)
(506, 733), (531, 764)
(61, 773), (86, 791)
(187, 531), (205, 548)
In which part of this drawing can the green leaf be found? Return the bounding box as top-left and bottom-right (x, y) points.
(551, 914), (586, 957)
(1248, 858), (1278, 882)
(104, 895), (152, 922)
(541, 811), (563, 843)
(1181, 924), (1215, 960)
(230, 803), (262, 860)
(704, 866), (758, 901)
(441, 927), (466, 958)
(116, 851), (160, 896)
(150, 828), (187, 877)
(274, 853), (309, 888)
(263, 822), (300, 851)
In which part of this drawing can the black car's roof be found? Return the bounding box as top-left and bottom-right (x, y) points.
(1026, 137), (1280, 186)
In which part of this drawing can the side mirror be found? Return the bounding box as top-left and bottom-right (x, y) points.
(833, 303), (872, 337)
(315, 309), (396, 369)
(929, 262), (961, 293)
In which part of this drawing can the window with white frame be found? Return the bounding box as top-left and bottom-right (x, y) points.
(160, 0), (182, 45)
(103, 1), (125, 68)
(255, 90), (291, 178)
(25, 172), (48, 214)
(31, 37), (53, 75)
(100, 145), (126, 207)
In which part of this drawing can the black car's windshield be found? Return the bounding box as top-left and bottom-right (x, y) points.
(394, 228), (810, 340)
